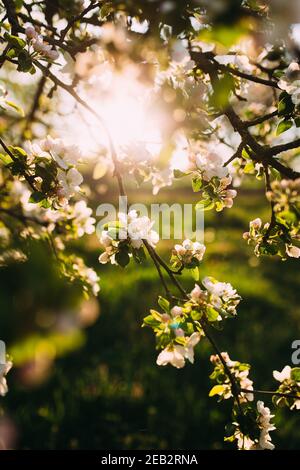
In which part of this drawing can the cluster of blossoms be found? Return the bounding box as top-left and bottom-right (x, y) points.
(209, 352), (254, 403)
(117, 142), (174, 196)
(8, 180), (95, 242)
(25, 25), (59, 61)
(67, 201), (96, 238)
(28, 136), (84, 205)
(190, 277), (241, 319)
(98, 210), (159, 266)
(62, 255), (100, 297)
(143, 296), (203, 369)
(267, 178), (300, 217)
(188, 150), (228, 182)
(171, 239), (206, 271)
(232, 401), (276, 450)
(0, 359), (12, 397)
(174, 150), (237, 211)
(243, 217), (300, 259)
(273, 365), (300, 410)
(143, 278), (240, 369)
(278, 62), (300, 105)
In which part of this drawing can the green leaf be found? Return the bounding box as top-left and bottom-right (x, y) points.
(192, 176), (203, 192)
(173, 169), (188, 178)
(276, 119), (293, 136)
(196, 199), (215, 211)
(17, 51), (34, 73)
(115, 250), (130, 267)
(206, 306), (220, 322)
(132, 247), (146, 264)
(291, 367), (300, 382)
(29, 191), (45, 204)
(158, 296), (170, 313)
(209, 385), (225, 397)
(198, 25), (247, 48)
(191, 310), (202, 321)
(278, 92), (295, 117)
(143, 314), (160, 328)
(175, 336), (186, 346)
(243, 161), (255, 174)
(0, 152), (13, 165)
(8, 146), (27, 160)
(4, 33), (26, 49)
(39, 198), (51, 209)
(150, 309), (163, 321)
(210, 73), (235, 109)
(190, 266), (200, 281)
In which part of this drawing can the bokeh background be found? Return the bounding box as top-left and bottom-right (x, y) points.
(0, 176), (299, 449)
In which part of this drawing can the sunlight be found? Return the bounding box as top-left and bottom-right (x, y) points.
(58, 65), (162, 160)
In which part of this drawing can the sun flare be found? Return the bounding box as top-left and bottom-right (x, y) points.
(58, 66), (162, 160)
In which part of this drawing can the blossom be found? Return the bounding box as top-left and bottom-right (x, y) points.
(256, 401), (276, 450)
(156, 332), (201, 368)
(85, 268), (100, 296)
(25, 25), (37, 40)
(272, 365), (300, 410)
(173, 239), (206, 266)
(151, 168), (173, 195)
(0, 360), (13, 396)
(120, 142), (152, 163)
(190, 283), (206, 302)
(202, 277), (241, 315)
(171, 40), (194, 71)
(210, 352), (253, 403)
(234, 431), (255, 450)
(273, 365), (291, 382)
(72, 259), (100, 296)
(71, 201), (96, 237)
(278, 62), (300, 105)
(234, 401), (276, 450)
(286, 245), (300, 258)
(119, 210), (159, 249)
(170, 306), (183, 317)
(98, 231), (117, 265)
(25, 24), (59, 60)
(250, 218), (262, 230)
(194, 151), (228, 181)
(38, 136), (83, 169)
(57, 168), (83, 200)
(157, 345), (186, 368)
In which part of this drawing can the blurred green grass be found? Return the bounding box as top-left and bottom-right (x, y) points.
(0, 180), (299, 449)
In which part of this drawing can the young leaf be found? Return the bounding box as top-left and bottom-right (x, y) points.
(209, 385), (225, 397)
(276, 119), (293, 136)
(192, 176), (203, 192)
(158, 296), (170, 313)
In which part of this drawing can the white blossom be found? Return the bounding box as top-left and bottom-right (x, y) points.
(26, 24), (59, 60)
(156, 332), (201, 368)
(39, 136), (83, 169)
(0, 360), (13, 396)
(256, 401), (276, 450)
(195, 152), (228, 181)
(286, 245), (300, 258)
(57, 168), (83, 200)
(273, 365), (291, 382)
(157, 345), (186, 368)
(151, 168), (173, 195)
(119, 210), (159, 249)
(173, 239), (206, 265)
(278, 62), (300, 105)
(71, 201), (96, 237)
